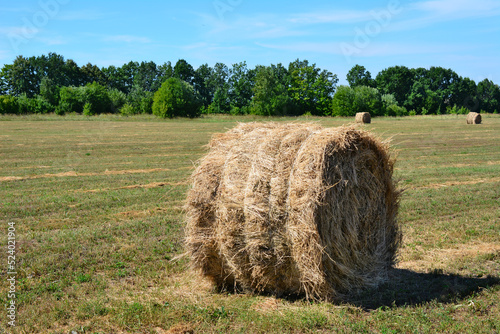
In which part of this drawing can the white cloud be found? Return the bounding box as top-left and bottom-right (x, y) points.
(257, 41), (468, 58)
(256, 41), (341, 55)
(348, 42), (467, 57)
(180, 42), (210, 51)
(0, 26), (68, 48)
(196, 11), (315, 43)
(251, 26), (308, 39)
(0, 26), (38, 36)
(411, 0), (500, 17)
(179, 41), (248, 54)
(355, 0), (500, 35)
(103, 35), (152, 44)
(288, 10), (374, 24)
(0, 6), (32, 13)
(190, 2), (499, 68)
(56, 10), (105, 21)
(38, 36), (67, 46)
(0, 49), (10, 60)
(197, 3), (406, 43)
(401, 0), (500, 29)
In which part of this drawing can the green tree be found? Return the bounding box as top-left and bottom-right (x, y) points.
(381, 94), (398, 109)
(39, 76), (60, 106)
(57, 86), (85, 114)
(157, 61), (174, 84)
(406, 81), (427, 112)
(424, 67), (459, 110)
(121, 61), (139, 94)
(209, 63), (229, 90)
(103, 62), (140, 94)
(152, 77), (201, 118)
(194, 64), (214, 106)
(423, 88), (442, 114)
(288, 59), (337, 115)
(103, 65), (124, 92)
(37, 53), (67, 86)
(405, 81), (444, 114)
(134, 61), (159, 92)
(209, 87), (230, 113)
(6, 55), (40, 97)
(80, 63), (106, 86)
(347, 64), (375, 88)
(331, 85), (356, 116)
(34, 95), (55, 114)
(0, 95), (19, 114)
(108, 88), (127, 113)
(375, 66), (414, 106)
(314, 69), (338, 115)
(17, 94), (37, 114)
(127, 84), (154, 114)
(477, 79), (500, 113)
(450, 76), (477, 111)
(411, 67), (428, 82)
(228, 61), (254, 111)
(425, 67), (458, 91)
(81, 82), (112, 115)
(0, 66), (10, 95)
(289, 59), (314, 113)
(173, 59), (195, 85)
(251, 65), (295, 116)
(64, 59), (83, 87)
(3, 53), (84, 97)
(208, 63), (230, 113)
(353, 85), (384, 116)
(382, 93), (407, 116)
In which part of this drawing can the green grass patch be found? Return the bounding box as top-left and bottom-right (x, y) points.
(1, 114), (499, 333)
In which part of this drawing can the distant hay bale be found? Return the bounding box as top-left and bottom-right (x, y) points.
(466, 112), (481, 124)
(355, 112), (371, 124)
(185, 122), (401, 301)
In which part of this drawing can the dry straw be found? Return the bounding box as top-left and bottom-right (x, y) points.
(355, 112), (371, 124)
(466, 112), (481, 124)
(185, 122), (401, 301)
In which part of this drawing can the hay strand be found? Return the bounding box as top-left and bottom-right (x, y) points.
(185, 122), (401, 300)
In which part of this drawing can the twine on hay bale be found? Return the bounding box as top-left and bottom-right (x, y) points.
(184, 122), (401, 301)
(355, 112), (371, 124)
(466, 112), (481, 124)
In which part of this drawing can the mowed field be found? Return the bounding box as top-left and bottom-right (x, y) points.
(0, 114), (499, 333)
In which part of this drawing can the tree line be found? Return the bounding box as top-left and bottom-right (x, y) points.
(338, 65), (500, 116)
(0, 53), (498, 117)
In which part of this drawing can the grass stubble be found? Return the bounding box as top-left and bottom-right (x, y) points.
(0, 113), (499, 333)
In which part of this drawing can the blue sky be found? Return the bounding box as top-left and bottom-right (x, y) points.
(1, 0), (499, 85)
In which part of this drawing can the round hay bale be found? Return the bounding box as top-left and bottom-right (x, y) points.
(185, 122), (401, 300)
(355, 112), (371, 124)
(466, 112), (481, 124)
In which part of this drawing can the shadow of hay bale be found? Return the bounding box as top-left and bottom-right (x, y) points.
(345, 269), (500, 310)
(185, 122), (401, 301)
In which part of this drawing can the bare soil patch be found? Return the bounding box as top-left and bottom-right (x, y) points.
(416, 176), (500, 189)
(0, 168), (187, 182)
